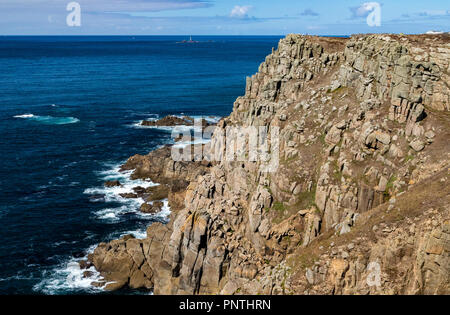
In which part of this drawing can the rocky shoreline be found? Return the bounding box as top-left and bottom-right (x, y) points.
(78, 117), (215, 290)
(140, 115), (215, 131)
(81, 34), (449, 295)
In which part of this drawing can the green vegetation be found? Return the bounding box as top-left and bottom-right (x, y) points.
(405, 154), (415, 163)
(327, 86), (344, 94)
(287, 251), (319, 271)
(319, 133), (326, 145)
(295, 189), (317, 210)
(332, 159), (343, 182)
(273, 202), (286, 212)
(384, 175), (397, 197)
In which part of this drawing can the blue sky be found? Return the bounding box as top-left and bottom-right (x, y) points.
(0, 0), (449, 35)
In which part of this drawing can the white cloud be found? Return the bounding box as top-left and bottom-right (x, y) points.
(230, 5), (252, 18)
(350, 2), (380, 18)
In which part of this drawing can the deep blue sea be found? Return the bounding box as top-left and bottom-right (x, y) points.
(0, 36), (282, 294)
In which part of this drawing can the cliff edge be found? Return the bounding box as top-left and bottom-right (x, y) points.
(85, 34), (450, 295)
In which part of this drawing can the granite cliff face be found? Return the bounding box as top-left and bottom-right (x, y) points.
(85, 34), (450, 295)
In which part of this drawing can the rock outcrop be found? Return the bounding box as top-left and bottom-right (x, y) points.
(141, 115), (213, 130)
(141, 115), (189, 127)
(86, 34), (450, 295)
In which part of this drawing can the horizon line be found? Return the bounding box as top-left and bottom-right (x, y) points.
(0, 32), (434, 37)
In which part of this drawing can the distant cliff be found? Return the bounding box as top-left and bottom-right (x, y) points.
(85, 34), (449, 295)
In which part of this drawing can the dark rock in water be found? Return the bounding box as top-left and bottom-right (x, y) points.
(152, 201), (164, 212)
(119, 193), (138, 199)
(72, 251), (85, 259)
(140, 203), (155, 214)
(141, 115), (188, 127)
(89, 194), (105, 202)
(140, 202), (163, 214)
(83, 271), (94, 278)
(133, 186), (147, 196)
(91, 281), (106, 288)
(141, 115), (215, 131)
(104, 180), (121, 187)
(79, 260), (91, 270)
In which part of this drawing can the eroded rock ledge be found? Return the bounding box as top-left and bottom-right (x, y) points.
(85, 34), (449, 295)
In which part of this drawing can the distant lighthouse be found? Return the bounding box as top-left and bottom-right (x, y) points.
(177, 35), (199, 44)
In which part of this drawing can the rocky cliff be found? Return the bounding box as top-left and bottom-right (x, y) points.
(84, 34), (450, 295)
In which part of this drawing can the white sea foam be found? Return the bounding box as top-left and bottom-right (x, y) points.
(43, 156), (173, 293)
(129, 114), (221, 132)
(138, 199), (171, 221)
(14, 113), (35, 118)
(14, 113), (80, 125)
(115, 228), (148, 240)
(154, 199), (171, 220)
(94, 205), (131, 221)
(34, 156), (173, 293)
(39, 199), (171, 293)
(33, 245), (103, 294)
(130, 121), (201, 133)
(104, 199), (170, 240)
(84, 163), (168, 222)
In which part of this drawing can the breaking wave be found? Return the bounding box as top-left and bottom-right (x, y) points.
(14, 114), (80, 125)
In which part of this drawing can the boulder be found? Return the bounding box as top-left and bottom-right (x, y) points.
(410, 140), (425, 152)
(78, 260), (91, 270)
(325, 126), (342, 145)
(119, 193), (138, 199)
(104, 180), (121, 188)
(140, 201), (163, 214)
(375, 132), (391, 145)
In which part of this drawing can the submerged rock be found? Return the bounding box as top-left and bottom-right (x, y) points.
(104, 180), (121, 188)
(88, 194), (105, 202)
(119, 193), (138, 199)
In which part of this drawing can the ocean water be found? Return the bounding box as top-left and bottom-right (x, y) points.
(0, 36), (282, 294)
